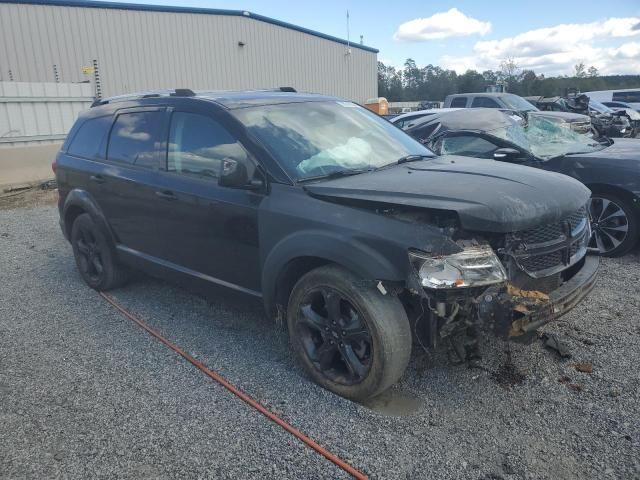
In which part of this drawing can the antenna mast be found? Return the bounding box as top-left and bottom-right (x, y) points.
(346, 10), (350, 52)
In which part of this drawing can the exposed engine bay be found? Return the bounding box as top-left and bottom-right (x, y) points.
(391, 204), (598, 362)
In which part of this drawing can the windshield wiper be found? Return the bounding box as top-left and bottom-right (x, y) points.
(297, 168), (370, 183)
(376, 154), (432, 170)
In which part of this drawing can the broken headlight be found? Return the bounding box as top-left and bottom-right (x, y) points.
(409, 245), (507, 289)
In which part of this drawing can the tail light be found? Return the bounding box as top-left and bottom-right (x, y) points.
(52, 159), (57, 174)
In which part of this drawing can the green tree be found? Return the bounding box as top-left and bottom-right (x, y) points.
(457, 70), (486, 93)
(514, 70), (538, 96)
(500, 57), (520, 88)
(376, 59), (640, 101)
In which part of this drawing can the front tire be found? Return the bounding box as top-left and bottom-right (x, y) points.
(589, 194), (639, 257)
(71, 213), (128, 290)
(287, 265), (412, 401)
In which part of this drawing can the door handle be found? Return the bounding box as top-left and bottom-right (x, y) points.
(155, 190), (177, 200)
(89, 174), (105, 184)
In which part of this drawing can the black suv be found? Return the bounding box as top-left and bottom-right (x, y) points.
(55, 89), (598, 400)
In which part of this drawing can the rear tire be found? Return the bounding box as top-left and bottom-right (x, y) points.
(287, 265), (411, 401)
(71, 213), (128, 290)
(589, 193), (639, 257)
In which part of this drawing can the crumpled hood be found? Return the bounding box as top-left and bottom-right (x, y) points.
(530, 111), (589, 123)
(304, 156), (590, 233)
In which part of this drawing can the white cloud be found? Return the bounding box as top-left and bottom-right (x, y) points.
(378, 56), (404, 70)
(393, 8), (491, 42)
(440, 17), (640, 76)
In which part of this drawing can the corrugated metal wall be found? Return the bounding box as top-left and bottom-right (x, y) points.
(0, 81), (93, 146)
(0, 3), (377, 103)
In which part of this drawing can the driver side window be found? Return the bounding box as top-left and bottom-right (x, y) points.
(440, 135), (499, 159)
(167, 112), (254, 181)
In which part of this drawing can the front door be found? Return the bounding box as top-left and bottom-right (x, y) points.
(152, 108), (264, 292)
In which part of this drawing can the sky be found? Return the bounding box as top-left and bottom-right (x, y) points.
(111, 0), (640, 76)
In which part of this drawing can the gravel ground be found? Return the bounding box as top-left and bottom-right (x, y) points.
(1, 204), (639, 480)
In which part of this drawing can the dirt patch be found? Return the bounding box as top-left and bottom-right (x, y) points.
(0, 187), (58, 210)
(492, 357), (527, 388)
(574, 362), (593, 374)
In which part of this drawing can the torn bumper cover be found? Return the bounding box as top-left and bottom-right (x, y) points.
(477, 255), (599, 340)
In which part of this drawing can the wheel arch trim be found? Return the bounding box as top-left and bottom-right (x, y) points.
(261, 230), (407, 315)
(62, 189), (117, 250)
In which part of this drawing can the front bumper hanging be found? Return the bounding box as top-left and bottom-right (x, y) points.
(477, 255), (599, 340)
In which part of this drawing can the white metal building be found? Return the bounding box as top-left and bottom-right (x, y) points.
(0, 0), (378, 103)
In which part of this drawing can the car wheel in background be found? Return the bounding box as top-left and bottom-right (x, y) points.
(589, 194), (639, 257)
(287, 264), (411, 401)
(71, 213), (128, 290)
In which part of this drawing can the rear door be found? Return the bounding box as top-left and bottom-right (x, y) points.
(151, 106), (263, 292)
(60, 114), (113, 205)
(96, 107), (170, 254)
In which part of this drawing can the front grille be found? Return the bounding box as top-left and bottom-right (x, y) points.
(521, 222), (562, 245)
(520, 250), (562, 272)
(508, 206), (589, 279)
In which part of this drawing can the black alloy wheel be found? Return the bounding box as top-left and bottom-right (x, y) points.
(296, 287), (372, 385)
(588, 194), (638, 257)
(287, 265), (412, 401)
(71, 213), (129, 290)
(74, 225), (105, 284)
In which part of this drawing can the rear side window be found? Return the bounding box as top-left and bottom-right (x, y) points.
(402, 114), (431, 129)
(411, 123), (439, 142)
(440, 135), (498, 158)
(450, 97), (467, 108)
(394, 115), (418, 129)
(67, 116), (112, 159)
(471, 97), (500, 108)
(613, 91), (640, 103)
(107, 111), (165, 167)
(167, 112), (253, 181)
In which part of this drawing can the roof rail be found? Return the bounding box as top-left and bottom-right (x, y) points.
(90, 87), (296, 107)
(91, 88), (196, 107)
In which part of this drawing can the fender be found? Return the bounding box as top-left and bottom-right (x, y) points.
(261, 229), (409, 314)
(62, 189), (118, 250)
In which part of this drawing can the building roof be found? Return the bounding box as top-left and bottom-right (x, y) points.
(2, 0), (379, 53)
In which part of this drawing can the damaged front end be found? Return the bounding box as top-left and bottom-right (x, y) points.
(404, 204), (599, 359)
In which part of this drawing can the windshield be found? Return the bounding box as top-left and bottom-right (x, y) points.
(490, 115), (606, 159)
(232, 101), (434, 180)
(501, 95), (538, 112)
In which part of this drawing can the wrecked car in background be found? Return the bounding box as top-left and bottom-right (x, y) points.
(526, 94), (632, 138)
(600, 101), (640, 137)
(56, 90), (598, 401)
(443, 92), (593, 135)
(404, 108), (640, 257)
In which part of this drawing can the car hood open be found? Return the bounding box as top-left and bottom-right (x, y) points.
(304, 156), (590, 233)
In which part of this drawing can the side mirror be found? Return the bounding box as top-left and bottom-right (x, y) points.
(218, 158), (263, 190)
(493, 148), (524, 162)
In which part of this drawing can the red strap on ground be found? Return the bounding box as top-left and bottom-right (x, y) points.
(99, 292), (368, 480)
